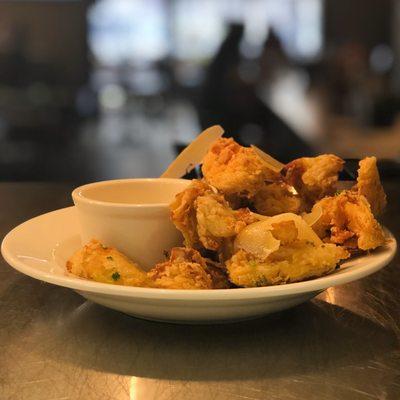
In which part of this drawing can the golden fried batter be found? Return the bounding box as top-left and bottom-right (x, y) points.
(147, 247), (230, 289)
(283, 154), (344, 206)
(195, 196), (257, 250)
(226, 242), (348, 287)
(227, 216), (348, 287)
(170, 179), (210, 248)
(170, 179), (257, 251)
(312, 191), (385, 250)
(202, 138), (279, 197)
(148, 247), (212, 289)
(195, 195), (242, 250)
(355, 156), (387, 216)
(66, 239), (150, 286)
(270, 220), (299, 244)
(203, 258), (232, 289)
(253, 182), (304, 216)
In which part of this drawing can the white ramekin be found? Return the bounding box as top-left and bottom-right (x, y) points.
(72, 178), (190, 269)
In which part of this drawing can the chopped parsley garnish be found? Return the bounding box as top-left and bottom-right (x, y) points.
(107, 256), (113, 261)
(334, 190), (343, 196)
(249, 260), (258, 268)
(111, 272), (120, 281)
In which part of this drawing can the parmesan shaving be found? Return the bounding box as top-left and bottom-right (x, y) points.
(251, 145), (285, 172)
(160, 125), (224, 178)
(234, 211), (323, 260)
(250, 212), (271, 221)
(234, 223), (281, 261)
(264, 213), (322, 245)
(302, 204), (323, 226)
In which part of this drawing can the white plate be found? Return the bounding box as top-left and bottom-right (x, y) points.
(1, 207), (397, 324)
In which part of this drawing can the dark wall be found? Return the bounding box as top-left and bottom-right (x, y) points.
(324, 0), (392, 49)
(0, 0), (90, 85)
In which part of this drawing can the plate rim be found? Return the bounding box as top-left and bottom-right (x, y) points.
(1, 206), (397, 301)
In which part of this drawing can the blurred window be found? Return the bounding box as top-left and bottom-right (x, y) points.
(88, 0), (169, 66)
(171, 0), (227, 60)
(88, 0), (323, 66)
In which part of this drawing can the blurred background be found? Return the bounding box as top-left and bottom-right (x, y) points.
(0, 0), (399, 182)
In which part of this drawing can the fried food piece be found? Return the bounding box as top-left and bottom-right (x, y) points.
(148, 247), (212, 289)
(227, 217), (349, 287)
(355, 156), (387, 216)
(226, 243), (348, 287)
(148, 247), (230, 289)
(270, 220), (299, 244)
(312, 191), (385, 250)
(66, 239), (150, 286)
(170, 179), (257, 251)
(202, 138), (280, 198)
(253, 182), (304, 216)
(195, 195), (257, 250)
(170, 179), (210, 248)
(203, 258), (232, 289)
(195, 195), (243, 250)
(217, 237), (236, 263)
(283, 154), (344, 206)
(234, 214), (323, 259)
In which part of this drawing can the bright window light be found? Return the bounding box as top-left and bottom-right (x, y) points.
(88, 0), (323, 65)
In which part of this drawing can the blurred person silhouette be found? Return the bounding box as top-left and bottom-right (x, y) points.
(199, 23), (313, 163)
(259, 28), (290, 84)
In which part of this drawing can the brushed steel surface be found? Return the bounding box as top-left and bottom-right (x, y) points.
(1, 182), (399, 400)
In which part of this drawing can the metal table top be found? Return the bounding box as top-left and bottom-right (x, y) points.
(1, 181), (399, 400)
